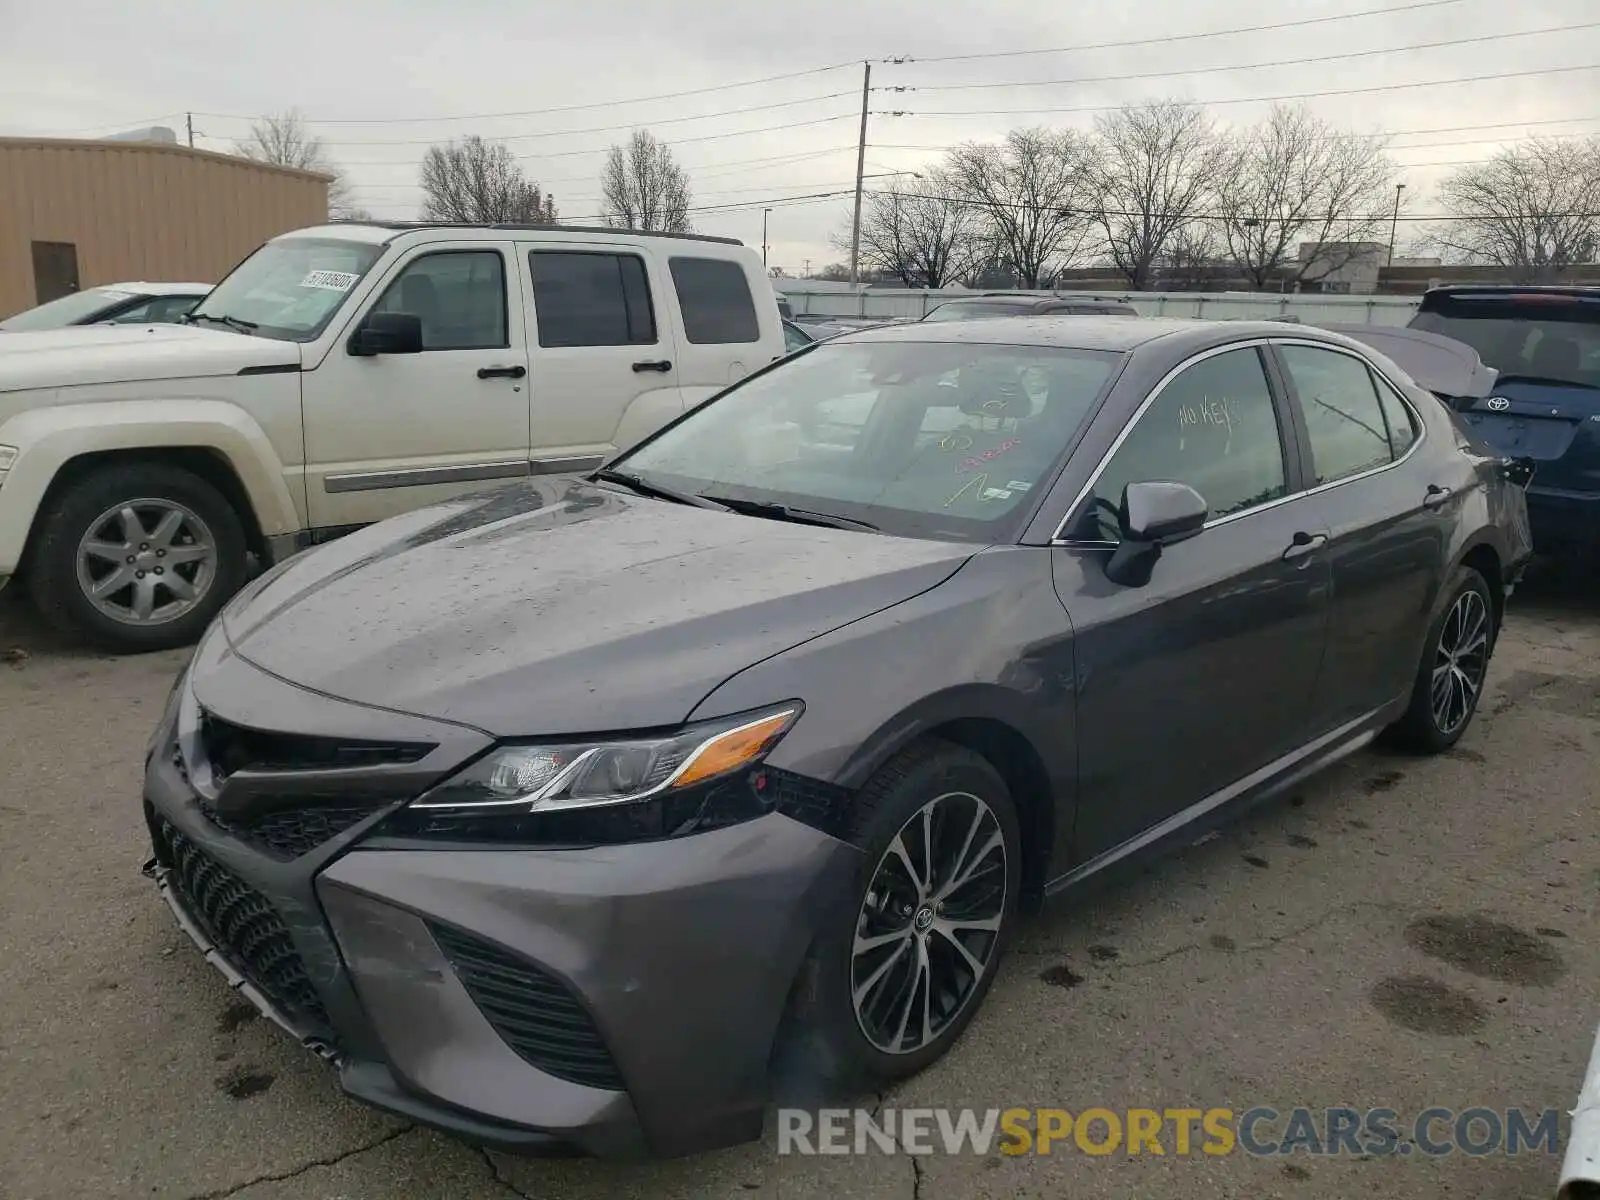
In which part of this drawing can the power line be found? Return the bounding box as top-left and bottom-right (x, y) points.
(884, 63), (1600, 119)
(891, 23), (1599, 95)
(880, 0), (1475, 65)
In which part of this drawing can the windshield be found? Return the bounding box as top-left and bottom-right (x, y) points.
(613, 339), (1121, 542)
(1411, 297), (1600, 391)
(188, 237), (383, 341)
(0, 287), (132, 331)
(924, 300), (1035, 322)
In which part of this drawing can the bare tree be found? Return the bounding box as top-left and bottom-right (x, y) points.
(1089, 101), (1229, 290)
(1216, 104), (1397, 290)
(944, 128), (1098, 287)
(816, 262), (852, 281)
(600, 130), (692, 233)
(419, 137), (557, 224)
(833, 172), (984, 288)
(1435, 137), (1600, 282)
(235, 109), (360, 218)
(1157, 221), (1231, 290)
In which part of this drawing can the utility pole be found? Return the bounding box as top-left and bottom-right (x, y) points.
(1386, 182), (1406, 267)
(848, 61), (871, 286)
(185, 113), (194, 148)
(762, 207), (772, 267)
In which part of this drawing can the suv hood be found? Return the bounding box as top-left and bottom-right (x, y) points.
(222, 479), (976, 737)
(0, 324), (298, 393)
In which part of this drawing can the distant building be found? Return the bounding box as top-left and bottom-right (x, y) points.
(1296, 241), (1389, 294)
(102, 126), (179, 145)
(0, 136), (329, 319)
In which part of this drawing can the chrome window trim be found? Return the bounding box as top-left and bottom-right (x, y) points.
(1050, 335), (1428, 546)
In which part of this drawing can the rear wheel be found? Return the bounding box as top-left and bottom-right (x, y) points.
(1388, 565), (1497, 753)
(797, 742), (1021, 1088)
(27, 462), (248, 653)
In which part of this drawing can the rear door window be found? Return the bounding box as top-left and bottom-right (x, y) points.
(668, 257), (760, 344)
(1278, 345), (1397, 484)
(529, 251), (657, 348)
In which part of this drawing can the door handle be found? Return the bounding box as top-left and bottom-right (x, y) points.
(477, 364), (526, 380)
(632, 359), (673, 373)
(1423, 484), (1453, 510)
(1281, 532), (1327, 562)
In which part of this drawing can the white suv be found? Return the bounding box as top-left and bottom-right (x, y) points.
(0, 223), (784, 651)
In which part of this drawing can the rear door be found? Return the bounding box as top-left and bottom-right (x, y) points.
(519, 242), (684, 471)
(1409, 291), (1600, 494)
(1270, 340), (1452, 729)
(662, 252), (777, 401)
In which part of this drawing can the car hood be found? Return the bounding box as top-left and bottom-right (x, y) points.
(0, 324), (298, 393)
(221, 479), (977, 737)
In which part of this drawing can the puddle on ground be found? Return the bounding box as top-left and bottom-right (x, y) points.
(1404, 914), (1566, 987)
(1370, 975), (1486, 1035)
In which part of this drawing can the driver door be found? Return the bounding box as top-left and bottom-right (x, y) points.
(1051, 344), (1333, 861)
(302, 241), (532, 530)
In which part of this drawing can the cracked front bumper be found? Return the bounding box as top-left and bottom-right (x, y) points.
(141, 637), (861, 1159)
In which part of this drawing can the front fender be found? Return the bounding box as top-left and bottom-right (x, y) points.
(0, 399), (301, 573)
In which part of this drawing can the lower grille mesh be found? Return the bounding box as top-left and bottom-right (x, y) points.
(429, 924), (625, 1092)
(153, 816), (329, 1030)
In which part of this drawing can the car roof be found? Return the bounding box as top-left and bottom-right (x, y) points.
(1421, 284), (1600, 301)
(284, 221), (746, 249)
(844, 315), (1325, 354)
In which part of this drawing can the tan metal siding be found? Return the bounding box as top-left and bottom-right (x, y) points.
(0, 138), (330, 319)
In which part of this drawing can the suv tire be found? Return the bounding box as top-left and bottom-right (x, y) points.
(27, 462), (248, 653)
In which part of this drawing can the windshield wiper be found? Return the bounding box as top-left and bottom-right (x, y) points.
(590, 468), (730, 511)
(184, 312), (258, 335)
(701, 495), (879, 532)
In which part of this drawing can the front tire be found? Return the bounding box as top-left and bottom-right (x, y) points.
(1388, 565), (1497, 753)
(27, 462), (248, 653)
(800, 741), (1021, 1089)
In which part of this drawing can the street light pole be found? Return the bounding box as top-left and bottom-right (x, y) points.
(762, 207), (772, 267)
(1387, 183), (1406, 267)
(848, 60), (871, 286)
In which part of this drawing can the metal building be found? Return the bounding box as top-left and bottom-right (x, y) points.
(0, 137), (329, 319)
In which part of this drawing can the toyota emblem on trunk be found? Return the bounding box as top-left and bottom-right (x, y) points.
(1486, 397), (1511, 411)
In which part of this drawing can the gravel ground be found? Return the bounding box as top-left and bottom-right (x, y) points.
(1, 568), (1595, 1200)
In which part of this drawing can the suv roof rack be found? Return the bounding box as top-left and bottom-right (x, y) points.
(358, 221), (744, 246)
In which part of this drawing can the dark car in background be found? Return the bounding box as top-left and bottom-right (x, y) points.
(923, 293), (1140, 322)
(143, 316), (1530, 1159)
(1408, 286), (1600, 561)
(0, 282), (210, 331)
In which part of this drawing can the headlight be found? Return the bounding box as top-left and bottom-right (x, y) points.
(378, 703), (803, 845)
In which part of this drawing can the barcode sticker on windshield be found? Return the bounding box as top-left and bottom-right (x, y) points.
(300, 270), (358, 291)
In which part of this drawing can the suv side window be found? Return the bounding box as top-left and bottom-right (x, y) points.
(530, 251), (656, 348)
(669, 256), (760, 344)
(1081, 346), (1287, 539)
(1371, 371), (1419, 457)
(1278, 344), (1395, 484)
(371, 250), (507, 350)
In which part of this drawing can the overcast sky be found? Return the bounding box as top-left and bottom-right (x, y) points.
(1, 0), (1596, 274)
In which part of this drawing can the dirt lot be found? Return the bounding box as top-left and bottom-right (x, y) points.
(1, 570), (1596, 1200)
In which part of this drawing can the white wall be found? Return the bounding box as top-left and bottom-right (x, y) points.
(777, 285), (1422, 327)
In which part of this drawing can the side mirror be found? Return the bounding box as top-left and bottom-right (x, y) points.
(1104, 480), (1209, 587)
(349, 312), (423, 356)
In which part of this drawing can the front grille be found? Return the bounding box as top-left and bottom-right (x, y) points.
(429, 924), (625, 1092)
(198, 710), (433, 779)
(153, 816), (329, 1029)
(195, 790), (395, 861)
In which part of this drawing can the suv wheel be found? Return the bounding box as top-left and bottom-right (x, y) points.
(28, 462), (248, 652)
(798, 741), (1021, 1088)
(1388, 565), (1497, 753)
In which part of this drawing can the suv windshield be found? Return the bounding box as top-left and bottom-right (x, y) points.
(0, 286), (132, 331)
(1410, 294), (1600, 391)
(614, 339), (1121, 541)
(187, 237), (383, 341)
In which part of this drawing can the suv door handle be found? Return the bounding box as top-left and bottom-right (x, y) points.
(632, 359), (673, 373)
(1423, 484), (1454, 510)
(1282, 532), (1328, 562)
(477, 365), (526, 379)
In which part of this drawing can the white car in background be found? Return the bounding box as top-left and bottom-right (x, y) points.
(0, 282), (210, 331)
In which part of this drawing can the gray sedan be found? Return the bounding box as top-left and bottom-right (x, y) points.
(141, 315), (1532, 1160)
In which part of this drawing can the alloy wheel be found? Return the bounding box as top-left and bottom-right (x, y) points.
(1431, 588), (1490, 736)
(74, 498), (217, 626)
(851, 791), (1009, 1055)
